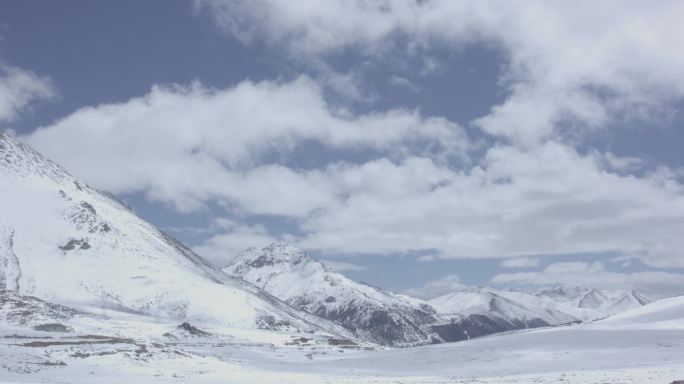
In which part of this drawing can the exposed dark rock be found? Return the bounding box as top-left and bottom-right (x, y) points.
(429, 314), (550, 342)
(38, 360), (67, 366)
(19, 336), (135, 347)
(80, 201), (96, 215)
(0, 290), (80, 325)
(58, 239), (91, 251)
(34, 323), (72, 332)
(285, 336), (312, 345)
(177, 322), (210, 336)
(328, 338), (357, 346)
(256, 315), (295, 331)
(249, 255), (275, 268)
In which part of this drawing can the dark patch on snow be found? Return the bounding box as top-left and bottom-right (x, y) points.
(286, 336), (312, 346)
(34, 323), (72, 332)
(177, 322), (210, 336)
(80, 201), (96, 215)
(100, 222), (111, 232)
(297, 297), (436, 346)
(325, 296), (336, 303)
(58, 239), (91, 251)
(429, 314), (551, 343)
(249, 255), (274, 268)
(38, 360), (67, 366)
(256, 315), (295, 331)
(0, 290), (80, 325)
(18, 336), (135, 347)
(328, 338), (357, 346)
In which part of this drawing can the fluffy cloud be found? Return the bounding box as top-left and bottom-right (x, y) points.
(403, 274), (464, 300)
(501, 257), (540, 269)
(17, 2), (684, 279)
(491, 261), (684, 296)
(192, 219), (282, 266)
(24, 77), (467, 212)
(319, 260), (367, 273)
(297, 142), (684, 269)
(23, 99), (684, 269)
(0, 64), (54, 123)
(199, 0), (684, 144)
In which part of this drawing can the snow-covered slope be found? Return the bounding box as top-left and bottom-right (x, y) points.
(535, 286), (653, 320)
(597, 294), (684, 329)
(429, 285), (654, 334)
(0, 133), (351, 338)
(223, 243), (440, 346)
(430, 287), (577, 328)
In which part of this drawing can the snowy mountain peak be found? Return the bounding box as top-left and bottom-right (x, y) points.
(224, 243), (440, 346)
(1, 132), (73, 184)
(230, 242), (321, 269)
(536, 286), (587, 300)
(629, 290), (652, 306)
(226, 242), (330, 280)
(578, 289), (611, 309)
(605, 291), (653, 314)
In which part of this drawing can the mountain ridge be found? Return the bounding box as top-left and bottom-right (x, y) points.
(223, 241), (657, 345)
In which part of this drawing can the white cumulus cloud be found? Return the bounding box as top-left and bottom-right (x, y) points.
(403, 274), (465, 300)
(491, 261), (684, 296)
(199, 0), (684, 145)
(0, 64), (55, 123)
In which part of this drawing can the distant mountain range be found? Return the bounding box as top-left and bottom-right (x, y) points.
(224, 242), (653, 345)
(0, 132), (656, 348)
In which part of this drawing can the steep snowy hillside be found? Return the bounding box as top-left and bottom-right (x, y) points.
(223, 243), (440, 346)
(0, 133), (351, 338)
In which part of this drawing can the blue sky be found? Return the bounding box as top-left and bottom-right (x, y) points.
(1, 1), (684, 298)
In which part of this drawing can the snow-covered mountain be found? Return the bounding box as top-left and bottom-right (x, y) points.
(535, 286), (653, 320)
(222, 242), (660, 345)
(429, 287), (578, 328)
(427, 285), (654, 338)
(223, 243), (441, 346)
(597, 293), (684, 329)
(222, 243), (654, 345)
(0, 133), (352, 339)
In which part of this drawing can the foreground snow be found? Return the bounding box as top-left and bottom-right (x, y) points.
(1, 297), (683, 383)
